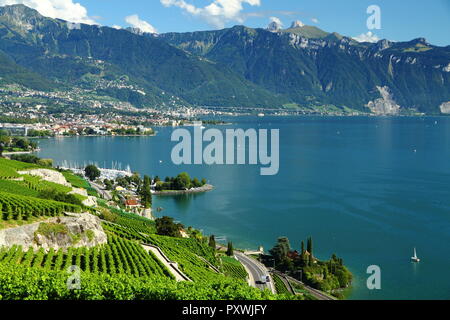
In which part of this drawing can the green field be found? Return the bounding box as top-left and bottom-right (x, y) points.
(62, 171), (98, 197)
(273, 274), (293, 296)
(221, 256), (248, 281)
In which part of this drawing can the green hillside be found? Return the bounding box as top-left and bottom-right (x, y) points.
(0, 157), (296, 300)
(0, 4), (283, 108)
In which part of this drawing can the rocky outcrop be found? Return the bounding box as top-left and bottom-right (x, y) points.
(68, 188), (97, 207)
(440, 102), (450, 114)
(141, 208), (154, 220)
(82, 196), (98, 207)
(366, 86), (401, 115)
(69, 188), (88, 197)
(0, 213), (107, 251)
(18, 169), (71, 187)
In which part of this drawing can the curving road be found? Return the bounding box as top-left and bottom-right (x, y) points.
(90, 181), (112, 200)
(234, 251), (276, 294)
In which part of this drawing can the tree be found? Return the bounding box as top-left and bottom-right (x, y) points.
(208, 235), (216, 249)
(14, 137), (29, 150)
(141, 175), (152, 209)
(11, 154), (40, 164)
(192, 177), (202, 188)
(84, 165), (101, 181)
(0, 135), (11, 148)
(174, 172), (192, 190)
(131, 172), (141, 186)
(104, 179), (114, 191)
(307, 237), (313, 257)
(0, 144), (3, 157)
(226, 242), (234, 257)
(155, 216), (183, 237)
(301, 241), (305, 255)
(269, 237), (291, 264)
(37, 159), (53, 167)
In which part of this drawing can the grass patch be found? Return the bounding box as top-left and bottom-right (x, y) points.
(0, 216), (49, 230)
(86, 230), (95, 242)
(35, 222), (68, 238)
(61, 171), (98, 197)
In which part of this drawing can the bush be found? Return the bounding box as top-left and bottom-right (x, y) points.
(84, 165), (101, 182)
(10, 154), (40, 164)
(38, 189), (83, 207)
(155, 216), (184, 238)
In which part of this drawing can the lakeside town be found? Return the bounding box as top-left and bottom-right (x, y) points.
(0, 95), (232, 137)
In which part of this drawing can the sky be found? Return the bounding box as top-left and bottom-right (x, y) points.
(0, 0), (449, 45)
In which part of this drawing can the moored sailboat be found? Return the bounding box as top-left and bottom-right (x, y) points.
(411, 248), (420, 263)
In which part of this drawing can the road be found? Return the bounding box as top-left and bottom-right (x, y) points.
(90, 181), (112, 200)
(280, 273), (337, 300)
(234, 251), (276, 294)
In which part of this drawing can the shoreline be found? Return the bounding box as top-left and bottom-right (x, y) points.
(154, 184), (214, 196)
(37, 133), (157, 139)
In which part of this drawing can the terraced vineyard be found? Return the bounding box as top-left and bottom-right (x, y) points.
(273, 274), (293, 296)
(0, 191), (81, 220)
(0, 157), (293, 300)
(98, 200), (156, 235)
(0, 235), (173, 278)
(0, 165), (20, 179)
(146, 234), (224, 282)
(0, 158), (39, 172)
(115, 212), (156, 235)
(0, 261), (279, 300)
(22, 175), (72, 194)
(62, 171), (98, 196)
(103, 222), (148, 242)
(0, 180), (40, 197)
(221, 256), (248, 281)
(0, 158), (37, 179)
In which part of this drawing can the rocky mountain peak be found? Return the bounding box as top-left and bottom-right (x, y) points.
(267, 20), (282, 32)
(0, 4), (52, 33)
(290, 20), (305, 29)
(375, 39), (393, 50)
(126, 27), (146, 35)
(0, 4), (42, 22)
(410, 37), (429, 45)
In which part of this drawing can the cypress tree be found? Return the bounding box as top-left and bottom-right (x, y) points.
(226, 242), (234, 257)
(208, 235), (216, 249)
(141, 175), (152, 208)
(307, 237), (313, 257)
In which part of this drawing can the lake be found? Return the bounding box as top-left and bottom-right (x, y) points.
(37, 116), (450, 300)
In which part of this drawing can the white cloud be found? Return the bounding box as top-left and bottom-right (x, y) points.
(125, 14), (158, 34)
(353, 31), (380, 43)
(112, 25), (122, 30)
(311, 18), (319, 24)
(269, 16), (282, 27)
(0, 0), (96, 24)
(161, 0), (261, 29)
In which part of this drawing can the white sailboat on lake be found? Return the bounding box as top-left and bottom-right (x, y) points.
(411, 247), (420, 263)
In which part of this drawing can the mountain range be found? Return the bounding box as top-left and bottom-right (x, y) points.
(0, 4), (449, 115)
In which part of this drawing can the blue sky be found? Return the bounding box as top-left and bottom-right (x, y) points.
(3, 0), (449, 45)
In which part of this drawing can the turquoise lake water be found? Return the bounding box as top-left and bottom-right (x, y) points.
(37, 116), (450, 300)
